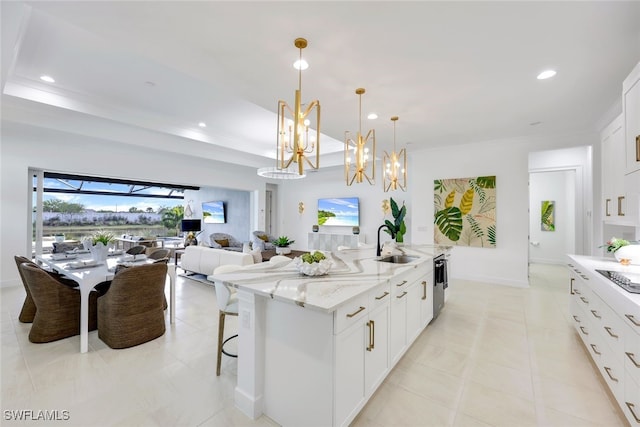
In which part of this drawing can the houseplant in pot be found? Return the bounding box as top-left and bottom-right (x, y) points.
(273, 236), (295, 255)
(83, 229), (116, 262)
(602, 236), (640, 265)
(384, 197), (407, 244)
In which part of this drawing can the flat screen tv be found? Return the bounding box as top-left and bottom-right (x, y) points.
(317, 197), (359, 226)
(202, 200), (225, 224)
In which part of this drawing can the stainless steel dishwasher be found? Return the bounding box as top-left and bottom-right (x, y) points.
(433, 254), (448, 320)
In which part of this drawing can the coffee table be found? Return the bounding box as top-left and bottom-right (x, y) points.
(261, 249), (308, 262)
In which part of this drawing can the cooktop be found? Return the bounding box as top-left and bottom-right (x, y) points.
(596, 269), (640, 294)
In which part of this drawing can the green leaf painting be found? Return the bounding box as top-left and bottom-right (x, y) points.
(433, 176), (497, 248)
(541, 200), (555, 231)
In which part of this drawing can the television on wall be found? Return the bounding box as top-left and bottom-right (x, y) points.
(202, 201), (225, 224)
(317, 197), (359, 226)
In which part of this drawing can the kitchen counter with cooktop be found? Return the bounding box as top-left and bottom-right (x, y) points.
(208, 245), (450, 427)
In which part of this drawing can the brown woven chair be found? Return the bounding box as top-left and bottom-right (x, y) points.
(148, 248), (170, 261)
(97, 263), (167, 349)
(126, 245), (147, 255)
(19, 263), (98, 343)
(14, 255), (79, 323)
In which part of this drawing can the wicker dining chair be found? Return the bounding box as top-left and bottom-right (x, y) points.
(148, 248), (170, 261)
(14, 255), (79, 323)
(97, 263), (167, 349)
(125, 245), (147, 255)
(19, 262), (98, 343)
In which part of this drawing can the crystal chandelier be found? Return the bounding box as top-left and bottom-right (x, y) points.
(275, 37), (320, 177)
(383, 116), (407, 192)
(345, 88), (375, 185)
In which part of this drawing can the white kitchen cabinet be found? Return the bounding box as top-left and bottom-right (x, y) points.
(624, 61), (640, 174)
(334, 282), (390, 427)
(601, 115), (627, 223)
(567, 255), (640, 426)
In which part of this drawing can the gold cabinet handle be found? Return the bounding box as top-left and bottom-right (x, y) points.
(580, 296), (589, 304)
(604, 326), (618, 339)
(570, 277), (575, 295)
(618, 196), (625, 216)
(346, 306), (365, 318)
(626, 352), (640, 368)
(626, 314), (640, 327)
(572, 315), (581, 323)
(603, 366), (618, 382)
(366, 320), (375, 351)
(605, 198), (611, 216)
(590, 344), (601, 355)
(590, 310), (601, 319)
(627, 402), (640, 423)
(395, 280), (408, 287)
(573, 289), (581, 295)
(374, 291), (389, 300)
(396, 291), (408, 299)
(579, 326), (588, 335)
(421, 281), (427, 300)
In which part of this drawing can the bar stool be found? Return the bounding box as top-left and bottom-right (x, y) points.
(212, 264), (243, 376)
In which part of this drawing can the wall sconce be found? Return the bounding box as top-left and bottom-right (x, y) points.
(298, 202), (305, 214)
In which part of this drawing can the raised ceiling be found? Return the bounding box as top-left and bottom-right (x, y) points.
(2, 1), (639, 169)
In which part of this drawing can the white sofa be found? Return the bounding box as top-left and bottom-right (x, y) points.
(179, 245), (254, 276)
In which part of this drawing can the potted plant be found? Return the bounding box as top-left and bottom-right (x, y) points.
(84, 230), (116, 262)
(601, 236), (640, 264)
(273, 236), (295, 255)
(384, 197), (407, 243)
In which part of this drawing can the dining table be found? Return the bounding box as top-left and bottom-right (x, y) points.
(36, 251), (176, 353)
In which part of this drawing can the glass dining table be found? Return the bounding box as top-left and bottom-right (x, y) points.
(36, 252), (176, 353)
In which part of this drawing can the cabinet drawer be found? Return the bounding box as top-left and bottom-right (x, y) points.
(368, 283), (391, 311)
(624, 372), (640, 425)
(335, 294), (369, 335)
(600, 351), (625, 404)
(598, 301), (626, 359)
(625, 323), (640, 386)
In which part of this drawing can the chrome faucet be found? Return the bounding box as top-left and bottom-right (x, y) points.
(377, 224), (396, 257)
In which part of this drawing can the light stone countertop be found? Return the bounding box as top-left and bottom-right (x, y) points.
(208, 244), (450, 313)
(568, 254), (640, 308)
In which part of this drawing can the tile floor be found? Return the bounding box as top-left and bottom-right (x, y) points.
(1, 264), (629, 426)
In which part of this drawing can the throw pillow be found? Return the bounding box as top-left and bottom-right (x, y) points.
(214, 239), (229, 247)
(258, 234), (269, 242)
(250, 248), (262, 263)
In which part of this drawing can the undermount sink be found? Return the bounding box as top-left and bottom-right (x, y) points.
(376, 255), (419, 264)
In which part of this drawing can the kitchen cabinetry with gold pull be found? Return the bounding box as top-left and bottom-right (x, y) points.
(334, 282), (390, 426)
(567, 254), (640, 425)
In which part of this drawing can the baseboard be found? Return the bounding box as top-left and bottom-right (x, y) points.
(451, 272), (530, 288)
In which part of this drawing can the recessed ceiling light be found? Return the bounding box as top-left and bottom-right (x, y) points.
(537, 70), (556, 80)
(293, 59), (309, 70)
(40, 75), (55, 83)
(198, 122), (207, 128)
(367, 113), (378, 120)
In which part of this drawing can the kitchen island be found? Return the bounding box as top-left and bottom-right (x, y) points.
(208, 245), (449, 427)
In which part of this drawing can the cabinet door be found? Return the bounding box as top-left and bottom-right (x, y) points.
(389, 285), (408, 365)
(624, 62), (640, 174)
(420, 271), (434, 327)
(364, 302), (389, 395)
(601, 115), (626, 222)
(334, 321), (366, 427)
(406, 280), (422, 344)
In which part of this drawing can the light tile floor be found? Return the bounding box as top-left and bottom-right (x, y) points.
(1, 264), (628, 426)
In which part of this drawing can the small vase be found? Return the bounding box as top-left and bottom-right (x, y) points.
(276, 246), (291, 255)
(614, 245), (640, 265)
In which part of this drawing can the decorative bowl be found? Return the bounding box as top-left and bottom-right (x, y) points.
(293, 257), (332, 276)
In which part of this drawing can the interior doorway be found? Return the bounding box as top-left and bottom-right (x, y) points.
(529, 169), (577, 264)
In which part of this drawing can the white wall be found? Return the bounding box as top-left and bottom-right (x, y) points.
(184, 187), (251, 244)
(529, 170), (576, 264)
(0, 122), (266, 287)
(275, 165), (411, 253)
